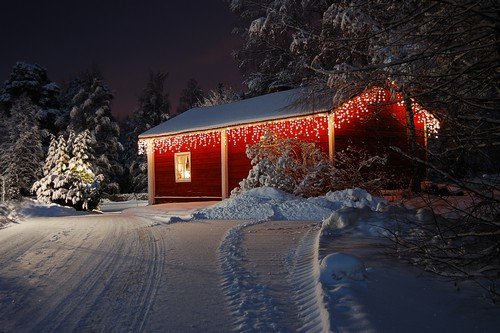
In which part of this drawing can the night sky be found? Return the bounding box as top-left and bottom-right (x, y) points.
(0, 0), (244, 121)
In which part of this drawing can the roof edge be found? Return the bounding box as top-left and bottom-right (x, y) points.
(138, 109), (331, 139)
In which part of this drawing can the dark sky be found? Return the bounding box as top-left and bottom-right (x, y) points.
(0, 0), (245, 121)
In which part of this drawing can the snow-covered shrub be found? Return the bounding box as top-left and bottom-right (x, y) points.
(233, 132), (389, 197)
(320, 253), (366, 283)
(32, 130), (103, 211)
(233, 131), (324, 196)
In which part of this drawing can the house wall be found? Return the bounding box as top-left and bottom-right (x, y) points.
(154, 142), (222, 201)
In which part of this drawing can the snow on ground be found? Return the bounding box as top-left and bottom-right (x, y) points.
(0, 202), (242, 332)
(316, 197), (500, 333)
(0, 190), (498, 332)
(195, 186), (384, 221)
(199, 187), (499, 332)
(0, 199), (89, 228)
(99, 198), (148, 213)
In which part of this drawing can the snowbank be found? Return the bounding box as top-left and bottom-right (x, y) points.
(195, 187), (386, 221)
(320, 252), (366, 283)
(0, 199), (88, 227)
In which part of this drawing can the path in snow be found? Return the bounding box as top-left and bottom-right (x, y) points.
(220, 220), (325, 332)
(0, 203), (242, 332)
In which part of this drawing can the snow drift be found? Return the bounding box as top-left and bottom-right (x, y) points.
(194, 187), (386, 221)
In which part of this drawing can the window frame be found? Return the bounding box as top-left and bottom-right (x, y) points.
(174, 152), (192, 183)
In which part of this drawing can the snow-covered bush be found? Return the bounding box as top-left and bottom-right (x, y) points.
(233, 132), (389, 197)
(32, 130), (103, 211)
(320, 253), (366, 283)
(233, 131), (324, 196)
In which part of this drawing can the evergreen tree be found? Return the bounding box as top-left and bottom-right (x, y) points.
(32, 135), (70, 204)
(123, 70), (171, 193)
(0, 62), (62, 135)
(0, 96), (44, 199)
(32, 131), (103, 211)
(66, 130), (102, 210)
(68, 74), (123, 193)
(176, 78), (204, 114)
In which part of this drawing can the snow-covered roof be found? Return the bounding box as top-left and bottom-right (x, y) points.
(139, 88), (333, 138)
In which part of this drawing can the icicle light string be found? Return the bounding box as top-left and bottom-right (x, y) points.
(227, 115), (328, 146)
(138, 88), (440, 154)
(335, 87), (440, 134)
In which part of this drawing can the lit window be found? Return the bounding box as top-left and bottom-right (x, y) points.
(174, 152), (191, 182)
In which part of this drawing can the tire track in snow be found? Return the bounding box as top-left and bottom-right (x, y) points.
(31, 218), (125, 332)
(219, 220), (328, 332)
(219, 220), (279, 332)
(129, 224), (165, 332)
(289, 225), (331, 333)
(61, 218), (165, 332)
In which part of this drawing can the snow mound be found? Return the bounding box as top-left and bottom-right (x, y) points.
(195, 187), (387, 221)
(320, 252), (366, 284)
(324, 188), (384, 211)
(323, 206), (372, 229)
(1, 199), (89, 227)
(19, 200), (89, 218)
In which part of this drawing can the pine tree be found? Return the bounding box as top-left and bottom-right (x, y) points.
(176, 78), (204, 114)
(65, 130), (102, 210)
(0, 62), (62, 135)
(0, 96), (44, 199)
(32, 135), (70, 204)
(68, 75), (123, 194)
(32, 131), (103, 211)
(123, 71), (171, 193)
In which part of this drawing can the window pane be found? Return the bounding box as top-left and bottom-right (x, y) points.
(175, 153), (191, 182)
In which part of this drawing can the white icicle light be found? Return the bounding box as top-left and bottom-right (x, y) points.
(137, 88), (440, 154)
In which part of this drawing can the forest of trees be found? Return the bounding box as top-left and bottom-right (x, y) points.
(0, 62), (242, 205)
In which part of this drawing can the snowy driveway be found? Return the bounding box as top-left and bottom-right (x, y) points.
(0, 204), (321, 332)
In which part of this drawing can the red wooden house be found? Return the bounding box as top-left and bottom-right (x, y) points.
(139, 87), (438, 204)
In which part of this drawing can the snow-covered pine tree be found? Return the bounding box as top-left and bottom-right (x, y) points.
(65, 130), (102, 211)
(0, 96), (44, 199)
(32, 131), (103, 210)
(68, 75), (123, 194)
(0, 62), (62, 135)
(176, 78), (204, 114)
(32, 135), (70, 204)
(124, 71), (171, 193)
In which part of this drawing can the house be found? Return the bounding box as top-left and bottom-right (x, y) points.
(138, 87), (438, 204)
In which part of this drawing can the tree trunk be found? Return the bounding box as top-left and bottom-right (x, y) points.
(403, 92), (421, 193)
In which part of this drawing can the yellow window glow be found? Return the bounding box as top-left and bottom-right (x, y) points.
(174, 152), (191, 182)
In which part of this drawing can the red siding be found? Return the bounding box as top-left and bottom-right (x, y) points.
(154, 143), (221, 198)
